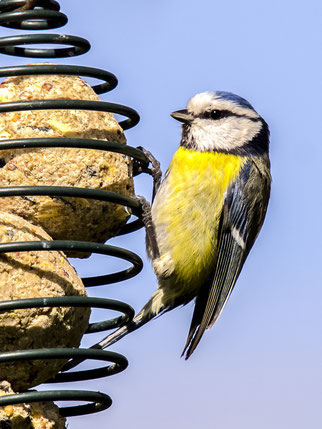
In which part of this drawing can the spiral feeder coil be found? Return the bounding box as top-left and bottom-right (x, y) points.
(0, 0), (149, 418)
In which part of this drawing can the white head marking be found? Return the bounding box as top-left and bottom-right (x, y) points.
(183, 91), (263, 152)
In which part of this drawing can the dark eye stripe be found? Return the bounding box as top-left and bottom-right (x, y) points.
(202, 110), (259, 122)
(203, 110), (233, 120)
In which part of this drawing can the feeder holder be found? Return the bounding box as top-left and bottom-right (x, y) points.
(0, 0), (149, 418)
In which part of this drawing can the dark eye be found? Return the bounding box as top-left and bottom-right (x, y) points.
(210, 110), (223, 120)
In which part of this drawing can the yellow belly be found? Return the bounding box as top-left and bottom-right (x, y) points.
(152, 147), (246, 286)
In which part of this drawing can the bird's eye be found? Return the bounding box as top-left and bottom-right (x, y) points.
(210, 110), (223, 120)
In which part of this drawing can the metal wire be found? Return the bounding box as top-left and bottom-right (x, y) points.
(0, 0), (147, 418)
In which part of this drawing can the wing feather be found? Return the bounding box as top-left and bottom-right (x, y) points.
(182, 160), (269, 359)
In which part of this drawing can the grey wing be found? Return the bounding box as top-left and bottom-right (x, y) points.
(182, 159), (270, 359)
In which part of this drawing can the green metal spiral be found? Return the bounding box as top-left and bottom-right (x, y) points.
(0, 0), (148, 417)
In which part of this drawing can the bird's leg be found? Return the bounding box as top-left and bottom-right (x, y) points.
(136, 195), (160, 260)
(134, 146), (162, 202)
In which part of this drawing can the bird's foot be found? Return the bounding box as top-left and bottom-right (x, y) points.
(134, 146), (162, 202)
(13, 0), (40, 11)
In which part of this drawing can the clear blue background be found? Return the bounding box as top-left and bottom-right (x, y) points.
(0, 1), (321, 428)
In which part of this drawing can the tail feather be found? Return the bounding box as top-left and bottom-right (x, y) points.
(99, 287), (170, 350)
(98, 308), (154, 349)
(181, 289), (207, 360)
(62, 289), (165, 372)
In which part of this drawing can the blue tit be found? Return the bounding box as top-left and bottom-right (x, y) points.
(97, 91), (271, 359)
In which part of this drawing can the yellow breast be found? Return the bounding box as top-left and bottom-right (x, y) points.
(153, 147), (246, 286)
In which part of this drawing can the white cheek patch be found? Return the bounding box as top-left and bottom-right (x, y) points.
(191, 117), (262, 152)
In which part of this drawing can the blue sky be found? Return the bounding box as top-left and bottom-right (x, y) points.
(0, 1), (321, 428)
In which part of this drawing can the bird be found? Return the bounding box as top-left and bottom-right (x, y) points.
(70, 90), (272, 363)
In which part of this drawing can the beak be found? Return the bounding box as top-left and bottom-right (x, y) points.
(170, 109), (194, 124)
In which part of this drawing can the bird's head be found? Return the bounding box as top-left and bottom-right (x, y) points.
(171, 91), (269, 156)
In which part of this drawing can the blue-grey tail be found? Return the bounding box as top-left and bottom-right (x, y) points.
(98, 288), (169, 350)
(61, 295), (161, 372)
(98, 309), (153, 349)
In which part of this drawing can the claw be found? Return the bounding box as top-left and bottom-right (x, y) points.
(135, 147), (162, 202)
(13, 0), (40, 11)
